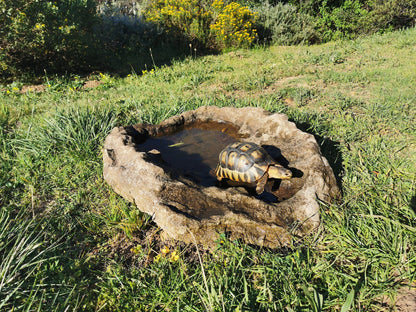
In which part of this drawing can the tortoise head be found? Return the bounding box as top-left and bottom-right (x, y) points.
(268, 164), (292, 180)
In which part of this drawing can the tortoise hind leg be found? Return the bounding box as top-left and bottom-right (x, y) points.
(255, 173), (268, 194)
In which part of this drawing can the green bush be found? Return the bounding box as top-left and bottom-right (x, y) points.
(288, 0), (343, 15)
(367, 0), (416, 32)
(315, 0), (369, 41)
(297, 0), (416, 41)
(92, 12), (161, 73)
(0, 0), (97, 80)
(253, 2), (319, 45)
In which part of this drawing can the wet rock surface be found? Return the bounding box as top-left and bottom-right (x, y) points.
(103, 106), (340, 248)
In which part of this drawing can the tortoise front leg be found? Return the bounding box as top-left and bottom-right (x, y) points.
(256, 173), (269, 194)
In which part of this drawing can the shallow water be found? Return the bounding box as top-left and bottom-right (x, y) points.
(138, 122), (239, 186)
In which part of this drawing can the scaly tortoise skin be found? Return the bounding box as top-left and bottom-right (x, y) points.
(214, 142), (292, 194)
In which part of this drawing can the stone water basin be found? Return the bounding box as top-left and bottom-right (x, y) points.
(103, 106), (340, 248)
(137, 121), (302, 202)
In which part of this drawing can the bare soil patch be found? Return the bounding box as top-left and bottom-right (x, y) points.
(82, 80), (103, 89)
(396, 288), (416, 312)
(20, 84), (46, 93)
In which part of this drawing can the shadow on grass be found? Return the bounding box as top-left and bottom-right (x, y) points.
(83, 11), (220, 78)
(93, 36), (197, 77)
(88, 9), (218, 77)
(410, 196), (416, 214)
(3, 14), (216, 82)
(291, 121), (344, 192)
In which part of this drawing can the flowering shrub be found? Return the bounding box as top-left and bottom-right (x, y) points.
(210, 0), (257, 48)
(145, 0), (213, 46)
(145, 0), (258, 50)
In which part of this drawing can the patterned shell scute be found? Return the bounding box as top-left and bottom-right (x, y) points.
(217, 142), (275, 183)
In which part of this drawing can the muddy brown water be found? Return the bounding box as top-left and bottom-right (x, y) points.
(137, 121), (240, 186)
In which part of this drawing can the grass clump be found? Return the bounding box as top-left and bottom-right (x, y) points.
(0, 207), (81, 311)
(15, 106), (118, 160)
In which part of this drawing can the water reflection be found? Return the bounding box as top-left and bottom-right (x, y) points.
(137, 127), (237, 186)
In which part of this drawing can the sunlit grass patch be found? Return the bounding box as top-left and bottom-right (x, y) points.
(0, 207), (84, 311)
(14, 106), (118, 160)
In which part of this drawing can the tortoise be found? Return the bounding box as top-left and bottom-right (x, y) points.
(214, 142), (292, 194)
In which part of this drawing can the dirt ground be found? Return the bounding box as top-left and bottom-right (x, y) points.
(18, 80), (103, 94)
(395, 288), (416, 312)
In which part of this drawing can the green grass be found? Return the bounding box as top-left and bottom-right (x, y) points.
(1, 27), (416, 311)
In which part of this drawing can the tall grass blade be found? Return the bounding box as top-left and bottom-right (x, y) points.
(341, 289), (355, 312)
(0, 208), (59, 310)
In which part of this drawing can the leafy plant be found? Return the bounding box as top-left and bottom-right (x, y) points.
(303, 0), (416, 41)
(0, 0), (97, 80)
(367, 0), (416, 32)
(316, 0), (369, 41)
(253, 1), (318, 45)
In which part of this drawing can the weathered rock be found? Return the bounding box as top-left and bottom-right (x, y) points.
(103, 106), (340, 248)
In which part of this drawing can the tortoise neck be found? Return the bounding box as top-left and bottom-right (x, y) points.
(268, 165), (292, 179)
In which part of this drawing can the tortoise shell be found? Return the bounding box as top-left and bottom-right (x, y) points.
(214, 142), (277, 183)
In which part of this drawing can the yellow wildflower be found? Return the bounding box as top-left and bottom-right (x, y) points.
(170, 250), (180, 262)
(130, 244), (142, 255)
(160, 246), (170, 255)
